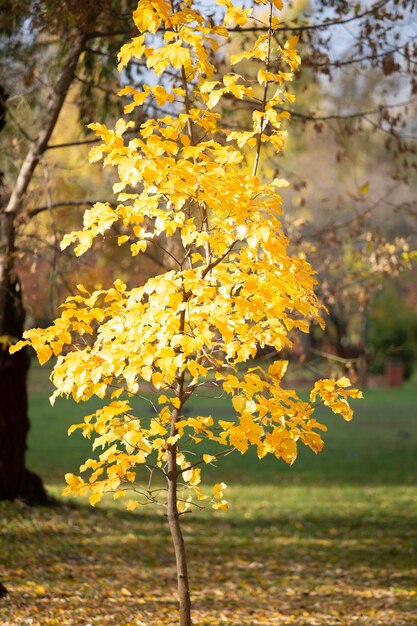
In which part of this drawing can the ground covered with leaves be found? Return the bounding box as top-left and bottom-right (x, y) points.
(0, 372), (416, 624)
(1, 484), (416, 625)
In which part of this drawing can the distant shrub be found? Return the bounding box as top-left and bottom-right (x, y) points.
(368, 282), (417, 379)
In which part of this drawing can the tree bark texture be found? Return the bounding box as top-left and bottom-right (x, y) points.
(167, 445), (192, 626)
(0, 260), (47, 504)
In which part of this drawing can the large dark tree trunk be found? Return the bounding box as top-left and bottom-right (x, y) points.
(0, 208), (48, 505)
(0, 88), (47, 504)
(0, 279), (47, 505)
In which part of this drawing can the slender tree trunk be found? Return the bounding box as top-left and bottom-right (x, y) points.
(167, 444), (192, 626)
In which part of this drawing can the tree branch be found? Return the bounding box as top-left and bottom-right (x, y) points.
(200, 241), (238, 279)
(46, 137), (99, 150)
(27, 200), (102, 220)
(4, 34), (87, 216)
(85, 1), (388, 38)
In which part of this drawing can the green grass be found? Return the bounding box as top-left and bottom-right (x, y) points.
(1, 361), (415, 625)
(27, 361), (417, 486)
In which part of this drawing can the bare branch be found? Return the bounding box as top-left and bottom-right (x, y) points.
(46, 137), (99, 150)
(27, 200), (102, 220)
(200, 241), (238, 279)
(84, 1), (388, 39)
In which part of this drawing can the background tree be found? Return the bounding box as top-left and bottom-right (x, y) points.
(368, 278), (417, 378)
(262, 1), (417, 379)
(12, 1), (361, 624)
(0, 0), (142, 502)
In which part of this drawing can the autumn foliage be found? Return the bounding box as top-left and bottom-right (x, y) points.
(11, 0), (361, 622)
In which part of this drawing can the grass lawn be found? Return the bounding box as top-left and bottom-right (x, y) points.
(0, 362), (416, 625)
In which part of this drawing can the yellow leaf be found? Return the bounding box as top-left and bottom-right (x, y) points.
(89, 492), (102, 506)
(268, 360), (288, 380)
(152, 372), (164, 388)
(213, 482), (227, 499)
(9, 340), (29, 354)
(38, 345), (53, 365)
(336, 376), (351, 388)
(223, 74), (239, 87)
(230, 51), (252, 65)
(177, 497), (192, 513)
(126, 500), (139, 511)
(164, 42), (190, 69)
(232, 396), (246, 413)
(212, 499), (228, 511)
(76, 284), (90, 294)
(183, 467), (201, 486)
(207, 88), (225, 109)
(171, 397), (181, 409)
(131, 241), (147, 256)
(148, 419), (167, 436)
(117, 35), (146, 70)
(200, 80), (220, 93)
(285, 36), (299, 49)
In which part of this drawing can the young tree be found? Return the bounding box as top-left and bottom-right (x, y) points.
(11, 0), (361, 623)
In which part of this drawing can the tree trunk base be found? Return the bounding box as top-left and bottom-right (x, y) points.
(0, 468), (49, 506)
(14, 469), (49, 506)
(0, 582), (8, 598)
